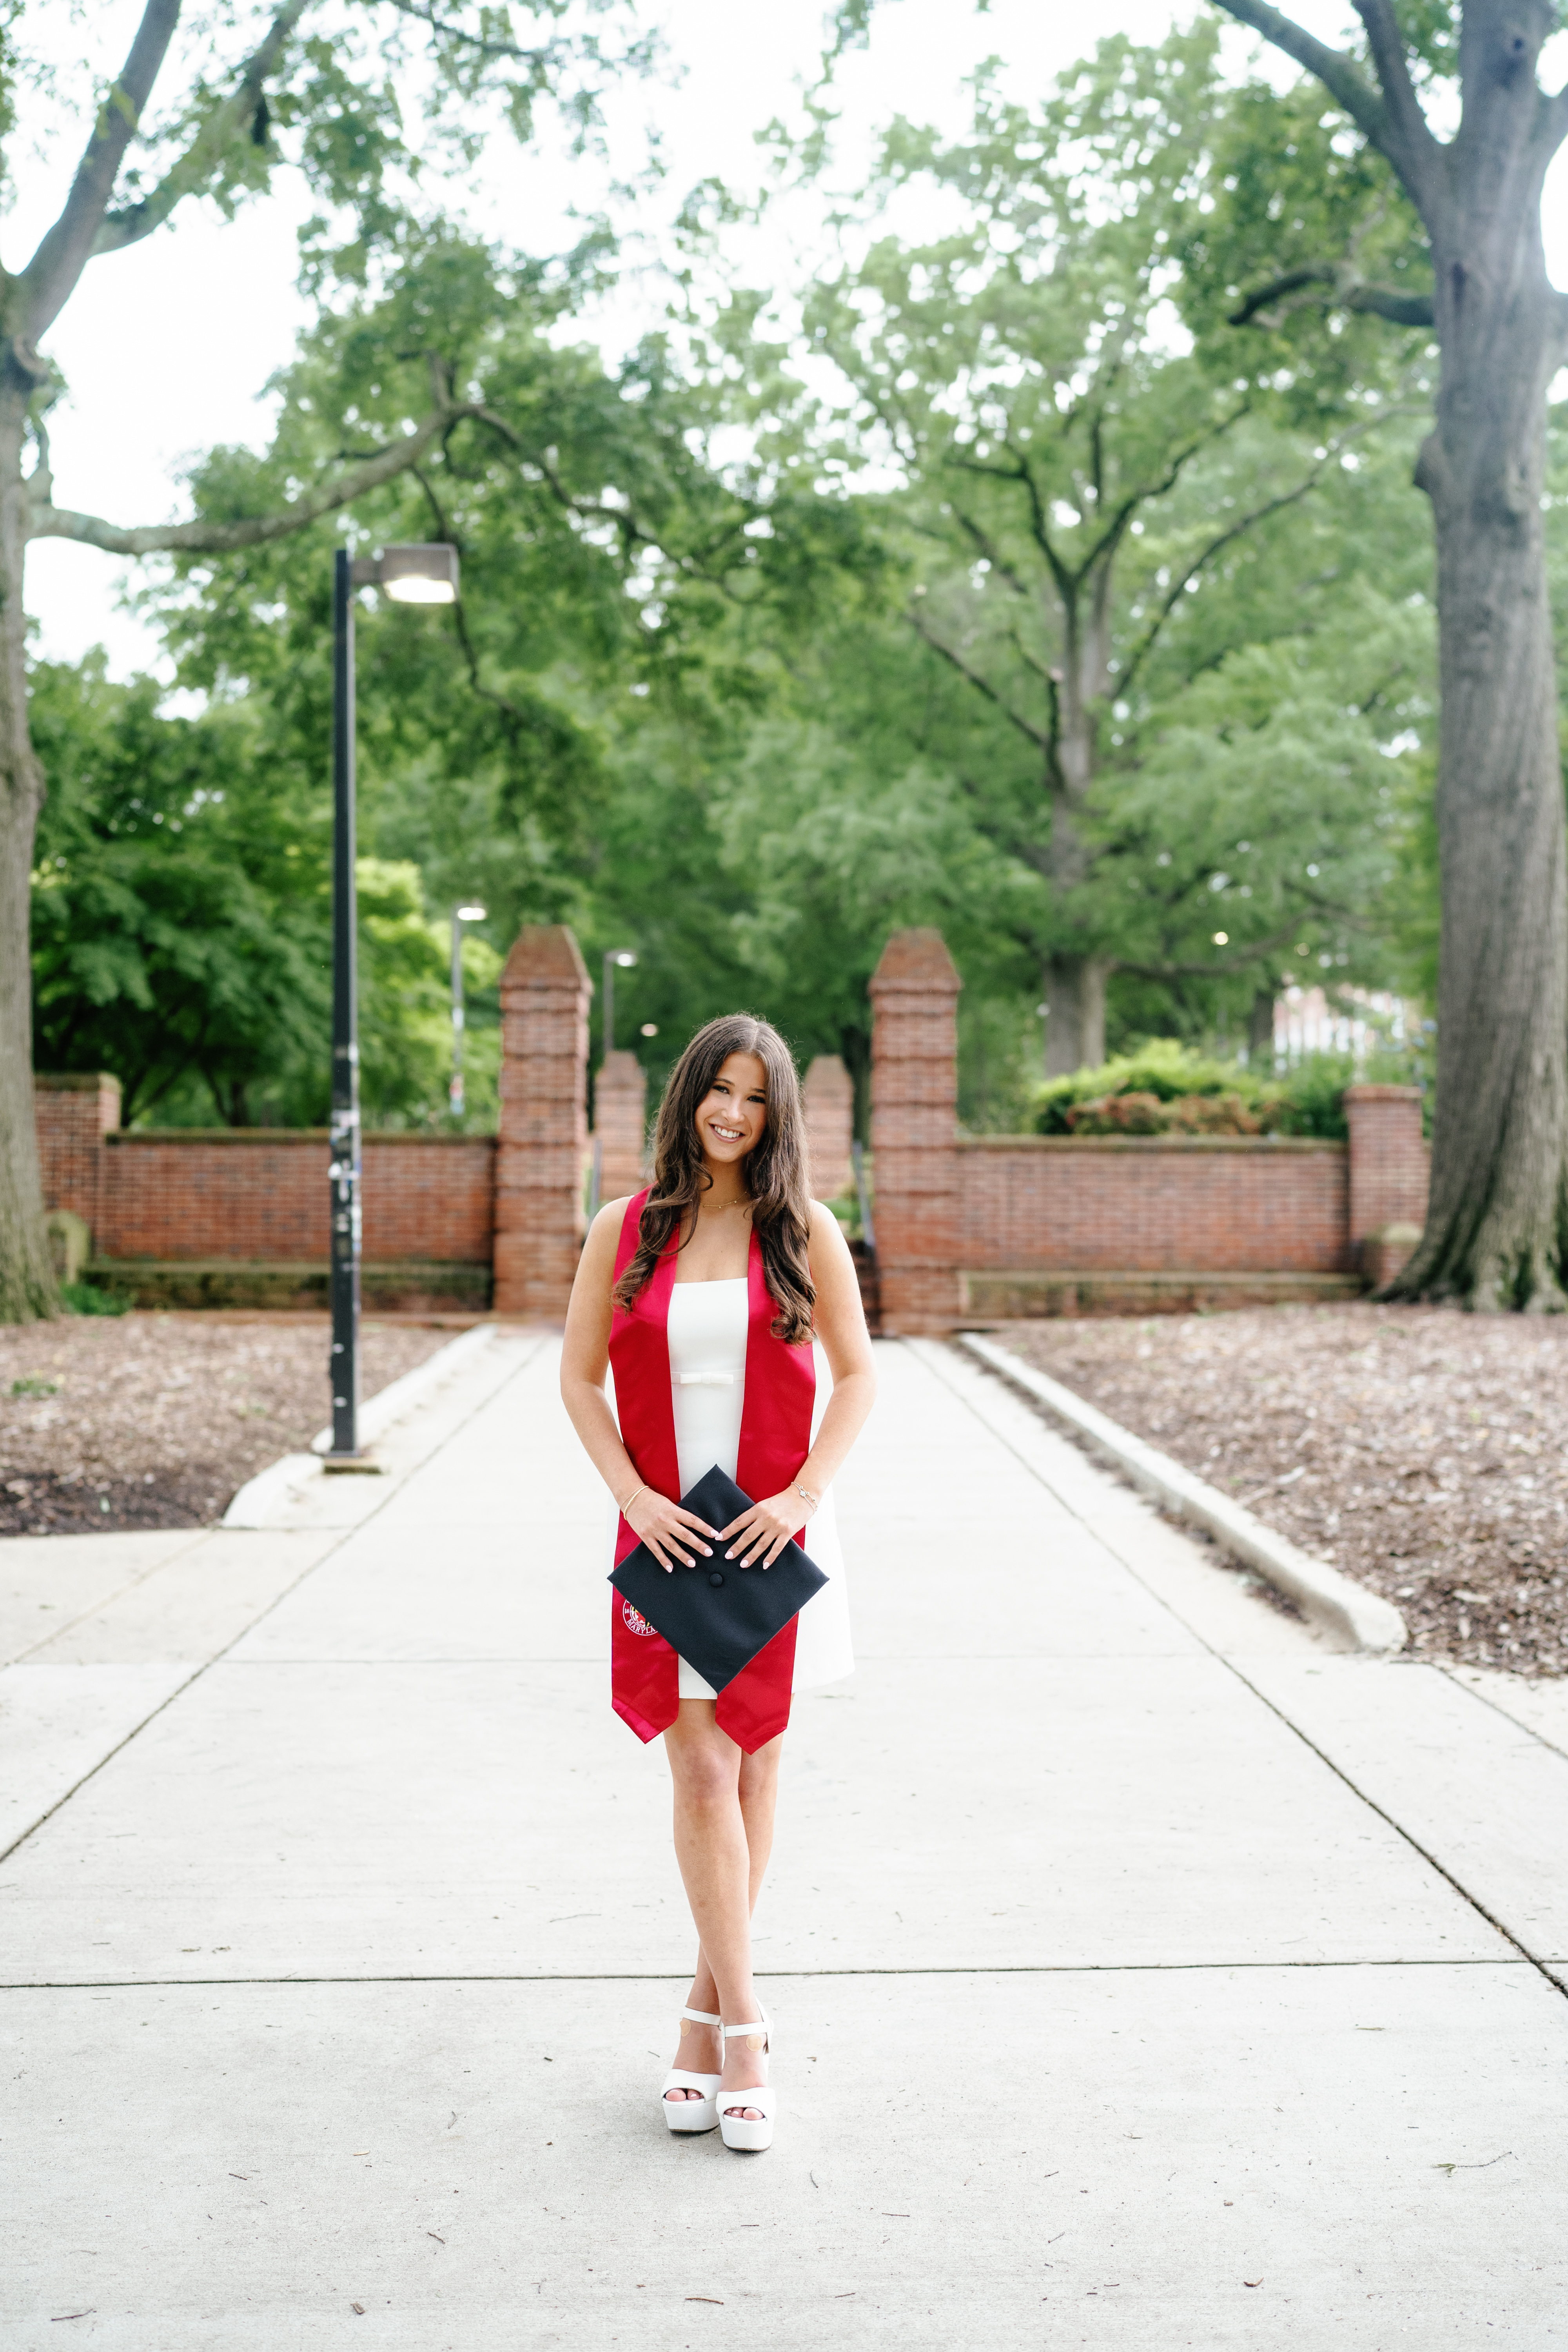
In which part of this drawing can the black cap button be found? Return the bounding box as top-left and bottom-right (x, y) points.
(709, 1570), (725, 1588)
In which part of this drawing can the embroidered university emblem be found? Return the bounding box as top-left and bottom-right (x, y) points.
(622, 1600), (655, 1636)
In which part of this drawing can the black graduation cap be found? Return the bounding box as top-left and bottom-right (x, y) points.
(609, 1463), (828, 1695)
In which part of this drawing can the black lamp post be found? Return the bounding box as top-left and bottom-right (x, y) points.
(450, 901), (487, 1120)
(602, 946), (637, 1059)
(326, 541), (460, 1466)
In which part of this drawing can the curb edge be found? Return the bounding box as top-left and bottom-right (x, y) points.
(954, 1331), (1407, 1655)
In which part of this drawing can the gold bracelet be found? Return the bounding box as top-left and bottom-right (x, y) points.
(795, 1481), (819, 1514)
(619, 1483), (645, 1516)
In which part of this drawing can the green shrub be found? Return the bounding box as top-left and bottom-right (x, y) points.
(1254, 1053), (1359, 1140)
(60, 1280), (130, 1316)
(1035, 1040), (1253, 1132)
(1033, 1040), (1421, 1142)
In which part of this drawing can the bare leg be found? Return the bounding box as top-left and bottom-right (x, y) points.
(663, 1701), (782, 2122)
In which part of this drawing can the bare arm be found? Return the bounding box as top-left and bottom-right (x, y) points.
(721, 1202), (878, 1567)
(559, 1197), (717, 1571)
(797, 1200), (878, 1497)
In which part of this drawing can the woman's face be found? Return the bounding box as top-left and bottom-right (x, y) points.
(695, 1052), (769, 1172)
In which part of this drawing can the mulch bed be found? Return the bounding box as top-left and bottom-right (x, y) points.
(993, 1303), (1568, 1677)
(0, 1315), (452, 1535)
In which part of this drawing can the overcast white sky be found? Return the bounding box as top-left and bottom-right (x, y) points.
(21, 0), (1568, 679)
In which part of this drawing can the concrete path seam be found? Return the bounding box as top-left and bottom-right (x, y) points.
(1216, 1655), (1568, 2003)
(916, 1337), (1568, 2003)
(1435, 1661), (1568, 1762)
(0, 1333), (549, 1870)
(907, 1337), (1278, 1664)
(955, 1329), (1406, 1653)
(0, 1958), (1533, 1991)
(7, 1528), (211, 1667)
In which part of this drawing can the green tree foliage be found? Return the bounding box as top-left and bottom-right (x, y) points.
(30, 660), (325, 1126)
(27, 40), (1457, 1142)
(779, 29), (1436, 1071)
(29, 660), (501, 1129)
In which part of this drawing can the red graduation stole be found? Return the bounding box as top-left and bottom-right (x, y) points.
(608, 1188), (815, 1754)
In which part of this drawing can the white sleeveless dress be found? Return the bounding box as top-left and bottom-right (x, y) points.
(665, 1277), (854, 1698)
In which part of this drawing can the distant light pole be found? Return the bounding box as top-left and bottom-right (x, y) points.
(328, 541), (459, 1467)
(602, 947), (637, 1058)
(450, 902), (487, 1119)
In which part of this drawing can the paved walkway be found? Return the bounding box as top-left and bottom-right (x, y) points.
(3, 1331), (1566, 2348)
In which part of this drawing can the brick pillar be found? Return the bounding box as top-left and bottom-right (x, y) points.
(869, 929), (962, 1334)
(34, 1073), (120, 1242)
(1344, 1083), (1428, 1283)
(494, 926), (592, 1319)
(802, 1054), (854, 1202)
(594, 1049), (648, 1202)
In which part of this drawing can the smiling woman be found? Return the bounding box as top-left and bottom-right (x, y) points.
(559, 1013), (877, 2155)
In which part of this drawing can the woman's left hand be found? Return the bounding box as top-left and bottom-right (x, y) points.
(718, 1487), (813, 1568)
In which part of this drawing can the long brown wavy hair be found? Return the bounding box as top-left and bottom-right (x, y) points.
(611, 1014), (815, 1344)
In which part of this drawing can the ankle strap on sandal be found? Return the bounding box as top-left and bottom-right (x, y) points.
(722, 2019), (767, 2038)
(681, 2006), (722, 2026)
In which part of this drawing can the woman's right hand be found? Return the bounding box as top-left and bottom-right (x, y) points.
(624, 1488), (716, 1573)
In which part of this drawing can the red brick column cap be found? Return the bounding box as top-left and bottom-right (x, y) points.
(1342, 1083), (1421, 1103)
(501, 924), (591, 991)
(868, 928), (962, 996)
(35, 1071), (123, 1098)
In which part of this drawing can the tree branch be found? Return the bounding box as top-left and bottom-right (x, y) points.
(1073, 403), (1249, 585)
(1229, 263), (1433, 328)
(953, 774), (1053, 878)
(1350, 0), (1445, 211)
(1117, 473), (1324, 698)
(26, 399), (476, 554)
(94, 0), (312, 260)
(1116, 403), (1417, 696)
(949, 505), (1032, 599)
(20, 0), (184, 347)
(1119, 918), (1309, 981)
(1207, 0), (1393, 153)
(1209, 0), (1444, 223)
(906, 609), (1053, 755)
(379, 0), (563, 66)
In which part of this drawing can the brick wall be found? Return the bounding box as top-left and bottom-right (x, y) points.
(803, 1054), (854, 1202)
(35, 933), (1433, 1328)
(35, 1073), (121, 1235)
(493, 925), (592, 1318)
(1343, 1084), (1428, 1250)
(36, 1078), (495, 1277)
(958, 1135), (1352, 1274)
(869, 930), (964, 1334)
(97, 1132), (495, 1263)
(594, 1050), (648, 1202)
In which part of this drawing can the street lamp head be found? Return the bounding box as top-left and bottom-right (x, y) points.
(378, 543), (460, 604)
(611, 949), (637, 968)
(456, 904), (487, 921)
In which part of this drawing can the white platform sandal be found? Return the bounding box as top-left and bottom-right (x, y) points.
(718, 2014), (776, 2153)
(660, 2007), (723, 2133)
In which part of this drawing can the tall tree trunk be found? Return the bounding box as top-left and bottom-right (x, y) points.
(0, 387), (56, 1321)
(1392, 218), (1568, 1307)
(1247, 986), (1277, 1061)
(1211, 0), (1568, 1310)
(1043, 674), (1112, 1077)
(1043, 952), (1110, 1076)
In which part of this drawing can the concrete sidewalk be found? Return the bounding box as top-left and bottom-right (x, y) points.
(2, 1332), (1564, 2348)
